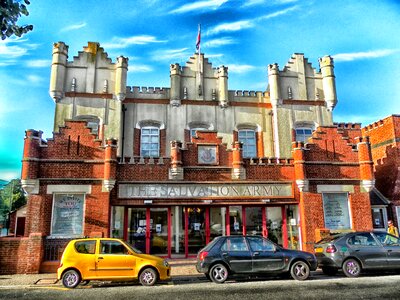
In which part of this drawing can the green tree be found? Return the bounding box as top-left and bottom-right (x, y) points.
(0, 0), (33, 40)
(0, 179), (27, 226)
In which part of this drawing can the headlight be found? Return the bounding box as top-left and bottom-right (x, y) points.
(162, 260), (169, 267)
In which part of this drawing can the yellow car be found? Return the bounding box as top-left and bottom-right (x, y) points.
(57, 238), (171, 288)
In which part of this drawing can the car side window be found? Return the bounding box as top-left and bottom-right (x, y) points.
(347, 233), (377, 247)
(248, 237), (275, 252)
(374, 232), (400, 246)
(100, 241), (129, 255)
(221, 237), (249, 251)
(75, 241), (96, 254)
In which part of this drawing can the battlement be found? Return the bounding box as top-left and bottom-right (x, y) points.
(334, 122), (362, 130)
(126, 86), (169, 97)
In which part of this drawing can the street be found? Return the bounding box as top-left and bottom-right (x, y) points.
(1, 271), (400, 300)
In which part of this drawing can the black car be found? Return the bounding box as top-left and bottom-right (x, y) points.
(196, 235), (317, 283)
(314, 231), (400, 277)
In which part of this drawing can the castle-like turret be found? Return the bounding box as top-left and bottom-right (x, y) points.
(319, 55), (337, 111)
(170, 63), (181, 106)
(115, 56), (128, 101)
(49, 42), (69, 102)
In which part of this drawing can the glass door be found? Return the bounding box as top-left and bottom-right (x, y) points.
(127, 208), (147, 252)
(186, 207), (206, 255)
(210, 207), (226, 241)
(266, 207), (283, 246)
(245, 207), (263, 236)
(150, 208), (168, 255)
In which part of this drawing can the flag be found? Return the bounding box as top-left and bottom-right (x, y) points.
(196, 24), (201, 53)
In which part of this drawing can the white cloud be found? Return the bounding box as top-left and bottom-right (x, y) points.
(27, 75), (44, 84)
(102, 35), (167, 49)
(206, 53), (224, 58)
(0, 38), (39, 59)
(128, 64), (153, 72)
(61, 22), (87, 32)
(0, 171), (20, 181)
(208, 20), (254, 35)
(170, 0), (228, 14)
(203, 37), (236, 48)
(0, 43), (28, 58)
(258, 5), (299, 20)
(333, 49), (399, 62)
(26, 59), (51, 68)
(152, 48), (190, 61)
(228, 64), (256, 73)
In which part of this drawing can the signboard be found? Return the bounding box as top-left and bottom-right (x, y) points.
(51, 194), (84, 236)
(118, 183), (293, 199)
(323, 193), (351, 230)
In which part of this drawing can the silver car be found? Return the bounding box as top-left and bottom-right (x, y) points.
(314, 231), (400, 277)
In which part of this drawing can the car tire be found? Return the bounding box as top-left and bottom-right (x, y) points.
(139, 268), (158, 286)
(322, 267), (338, 276)
(342, 258), (361, 278)
(80, 280), (90, 286)
(62, 269), (81, 288)
(290, 261), (310, 281)
(209, 263), (228, 284)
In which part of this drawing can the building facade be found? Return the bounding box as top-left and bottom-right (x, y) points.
(0, 42), (375, 274)
(362, 115), (400, 230)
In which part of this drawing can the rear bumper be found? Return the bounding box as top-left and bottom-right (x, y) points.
(316, 256), (342, 268)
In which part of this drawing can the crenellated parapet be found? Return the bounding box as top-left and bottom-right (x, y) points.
(126, 86), (169, 99)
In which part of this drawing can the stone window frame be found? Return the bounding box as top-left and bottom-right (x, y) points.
(136, 120), (165, 158)
(50, 193), (86, 238)
(322, 192), (352, 230)
(187, 122), (214, 139)
(236, 123), (260, 159)
(74, 115), (102, 136)
(294, 122), (316, 143)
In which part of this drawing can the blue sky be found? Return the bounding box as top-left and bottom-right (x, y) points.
(0, 0), (399, 181)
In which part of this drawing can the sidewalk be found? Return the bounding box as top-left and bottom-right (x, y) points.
(0, 259), (203, 287)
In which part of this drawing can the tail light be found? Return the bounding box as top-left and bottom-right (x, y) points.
(326, 245), (337, 253)
(199, 251), (208, 261)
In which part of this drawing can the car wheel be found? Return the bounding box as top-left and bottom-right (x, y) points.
(62, 269), (81, 288)
(290, 261), (310, 281)
(342, 258), (361, 278)
(322, 267), (338, 276)
(209, 263), (228, 284)
(80, 280), (90, 286)
(139, 268), (158, 286)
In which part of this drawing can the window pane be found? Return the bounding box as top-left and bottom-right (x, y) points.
(239, 130), (256, 158)
(75, 241), (96, 254)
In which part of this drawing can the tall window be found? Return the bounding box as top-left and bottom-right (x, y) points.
(238, 129), (256, 158)
(140, 127), (159, 157)
(295, 128), (312, 143)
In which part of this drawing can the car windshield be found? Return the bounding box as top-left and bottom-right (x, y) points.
(124, 241), (143, 254)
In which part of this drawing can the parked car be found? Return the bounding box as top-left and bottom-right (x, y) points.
(314, 231), (400, 277)
(196, 235), (317, 283)
(57, 238), (171, 288)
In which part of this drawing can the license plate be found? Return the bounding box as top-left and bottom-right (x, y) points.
(315, 247), (323, 253)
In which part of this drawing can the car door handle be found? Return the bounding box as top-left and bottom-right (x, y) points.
(354, 249), (360, 252)
(222, 252), (229, 257)
(388, 250), (393, 253)
(253, 252), (260, 256)
(98, 257), (104, 259)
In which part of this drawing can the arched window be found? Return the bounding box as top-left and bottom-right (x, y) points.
(188, 122), (213, 140)
(295, 127), (313, 143)
(74, 115), (100, 136)
(238, 129), (257, 158)
(140, 126), (160, 157)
